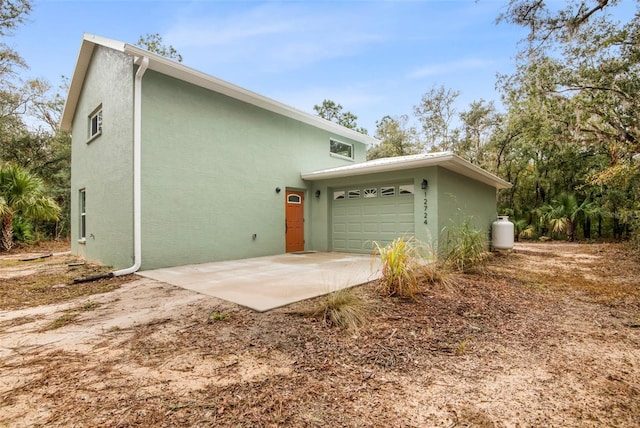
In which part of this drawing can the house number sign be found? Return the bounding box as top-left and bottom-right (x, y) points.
(423, 190), (428, 225)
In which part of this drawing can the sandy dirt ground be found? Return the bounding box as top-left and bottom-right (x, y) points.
(0, 242), (639, 427)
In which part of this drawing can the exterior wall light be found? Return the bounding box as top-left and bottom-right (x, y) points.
(315, 190), (321, 198)
(275, 187), (281, 193)
(421, 179), (428, 190)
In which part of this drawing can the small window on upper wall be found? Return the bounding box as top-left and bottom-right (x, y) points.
(89, 106), (102, 140)
(329, 139), (353, 160)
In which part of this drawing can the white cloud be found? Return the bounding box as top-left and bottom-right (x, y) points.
(407, 59), (495, 79)
(165, 3), (384, 73)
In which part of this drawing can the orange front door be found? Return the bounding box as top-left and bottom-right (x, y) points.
(285, 190), (304, 252)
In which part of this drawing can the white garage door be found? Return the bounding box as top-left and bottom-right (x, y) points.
(331, 184), (415, 253)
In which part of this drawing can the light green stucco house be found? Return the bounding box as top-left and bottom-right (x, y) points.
(61, 34), (510, 272)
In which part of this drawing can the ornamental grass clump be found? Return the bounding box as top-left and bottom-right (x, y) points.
(309, 288), (370, 330)
(373, 236), (427, 300)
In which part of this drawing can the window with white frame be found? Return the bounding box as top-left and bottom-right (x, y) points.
(287, 194), (302, 204)
(79, 189), (86, 242)
(329, 138), (353, 159)
(89, 106), (102, 139)
(348, 189), (361, 199)
(380, 186), (396, 197)
(399, 184), (415, 195)
(364, 188), (377, 198)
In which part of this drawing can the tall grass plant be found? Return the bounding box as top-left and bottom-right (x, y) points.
(440, 219), (489, 273)
(373, 236), (431, 300)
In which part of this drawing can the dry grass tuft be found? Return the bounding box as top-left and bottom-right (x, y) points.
(0, 252), (134, 310)
(308, 288), (370, 330)
(40, 300), (102, 331)
(41, 312), (80, 331)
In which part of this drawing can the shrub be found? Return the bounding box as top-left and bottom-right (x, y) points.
(440, 219), (489, 273)
(12, 215), (34, 244)
(309, 288), (369, 330)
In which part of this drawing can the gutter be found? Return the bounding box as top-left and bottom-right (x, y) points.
(113, 56), (149, 277)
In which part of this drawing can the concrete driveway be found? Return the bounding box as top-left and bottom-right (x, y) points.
(138, 252), (381, 312)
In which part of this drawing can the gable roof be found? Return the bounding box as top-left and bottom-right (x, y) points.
(301, 151), (512, 189)
(60, 33), (377, 146)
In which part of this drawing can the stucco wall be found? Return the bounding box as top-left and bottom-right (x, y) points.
(436, 166), (497, 246)
(139, 71), (366, 269)
(70, 46), (134, 268)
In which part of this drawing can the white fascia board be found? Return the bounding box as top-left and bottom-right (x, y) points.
(121, 44), (377, 146)
(301, 152), (512, 190)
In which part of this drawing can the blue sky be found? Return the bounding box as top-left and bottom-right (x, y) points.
(12, 0), (530, 133)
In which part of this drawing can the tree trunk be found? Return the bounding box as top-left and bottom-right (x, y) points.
(584, 217), (591, 239)
(1, 212), (14, 252)
(598, 215), (602, 238)
(567, 221), (575, 242)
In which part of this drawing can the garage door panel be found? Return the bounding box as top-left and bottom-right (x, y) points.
(333, 207), (347, 217)
(333, 238), (346, 250)
(363, 205), (379, 215)
(333, 223), (346, 233)
(348, 223), (362, 232)
(396, 213), (415, 222)
(379, 205), (399, 215)
(363, 223), (378, 233)
(332, 185), (415, 254)
(380, 222), (399, 233)
(347, 207), (362, 216)
(348, 239), (365, 251)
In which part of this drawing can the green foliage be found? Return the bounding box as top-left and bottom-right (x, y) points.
(309, 288), (370, 330)
(440, 220), (488, 273)
(208, 311), (229, 322)
(0, 0), (31, 37)
(136, 33), (183, 62)
(373, 236), (427, 300)
(0, 163), (60, 251)
(513, 218), (536, 241)
(367, 115), (422, 160)
(313, 99), (368, 135)
(11, 214), (33, 243)
(490, 0), (640, 242)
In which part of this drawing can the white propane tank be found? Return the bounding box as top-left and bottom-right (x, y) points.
(492, 216), (514, 250)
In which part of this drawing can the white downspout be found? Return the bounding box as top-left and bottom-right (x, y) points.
(114, 56), (149, 276)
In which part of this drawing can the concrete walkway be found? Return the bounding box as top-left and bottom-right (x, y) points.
(138, 252), (382, 312)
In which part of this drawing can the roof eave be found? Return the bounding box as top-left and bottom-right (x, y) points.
(301, 153), (512, 190)
(121, 43), (377, 145)
(60, 34), (127, 131)
(301, 153), (455, 180)
(60, 34), (378, 145)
